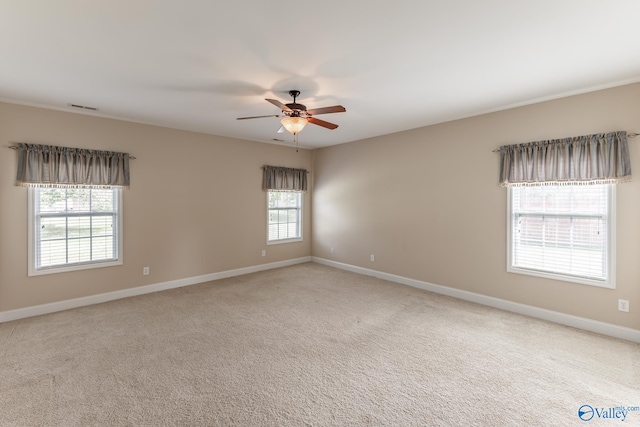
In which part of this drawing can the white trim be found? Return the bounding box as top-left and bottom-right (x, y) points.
(311, 257), (640, 344)
(28, 187), (124, 276)
(0, 257), (311, 323)
(506, 185), (616, 289)
(266, 190), (303, 245)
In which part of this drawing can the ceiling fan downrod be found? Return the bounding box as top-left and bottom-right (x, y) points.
(289, 90), (301, 102)
(286, 90), (305, 112)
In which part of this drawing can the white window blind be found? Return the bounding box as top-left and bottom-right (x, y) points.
(29, 187), (122, 275)
(508, 184), (614, 287)
(267, 191), (302, 243)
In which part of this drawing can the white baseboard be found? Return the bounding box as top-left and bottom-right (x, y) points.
(0, 257), (311, 323)
(4, 255), (638, 344)
(312, 257), (640, 344)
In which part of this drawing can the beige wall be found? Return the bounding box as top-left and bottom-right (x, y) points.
(0, 102), (312, 311)
(312, 83), (640, 330)
(2, 84), (640, 331)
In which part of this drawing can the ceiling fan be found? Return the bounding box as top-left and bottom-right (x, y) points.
(237, 90), (346, 135)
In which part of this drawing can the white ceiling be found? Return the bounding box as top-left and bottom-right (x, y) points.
(2, 1), (640, 149)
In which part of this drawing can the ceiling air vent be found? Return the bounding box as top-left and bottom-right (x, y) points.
(68, 103), (99, 111)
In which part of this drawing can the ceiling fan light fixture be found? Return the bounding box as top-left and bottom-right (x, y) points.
(281, 116), (308, 135)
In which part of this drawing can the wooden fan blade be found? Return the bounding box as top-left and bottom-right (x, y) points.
(266, 98), (292, 112)
(308, 117), (339, 130)
(306, 105), (346, 115)
(236, 115), (282, 120)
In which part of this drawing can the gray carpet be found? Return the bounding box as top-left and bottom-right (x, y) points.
(0, 263), (638, 426)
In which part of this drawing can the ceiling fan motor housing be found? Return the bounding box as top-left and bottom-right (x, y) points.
(285, 103), (307, 113)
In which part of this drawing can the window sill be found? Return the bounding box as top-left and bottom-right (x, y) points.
(267, 238), (303, 246)
(507, 266), (615, 289)
(28, 259), (123, 277)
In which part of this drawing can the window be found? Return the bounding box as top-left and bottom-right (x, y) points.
(267, 191), (302, 244)
(508, 184), (615, 288)
(28, 187), (123, 276)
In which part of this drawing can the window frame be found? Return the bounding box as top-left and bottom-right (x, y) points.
(266, 190), (303, 245)
(28, 187), (123, 276)
(506, 184), (616, 289)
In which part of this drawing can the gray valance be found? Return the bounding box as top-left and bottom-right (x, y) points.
(499, 131), (632, 187)
(15, 143), (130, 188)
(262, 165), (307, 192)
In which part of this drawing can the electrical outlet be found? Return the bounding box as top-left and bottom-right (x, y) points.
(330, 247), (334, 254)
(618, 299), (629, 312)
(261, 250), (266, 257)
(370, 254), (375, 262)
(143, 267), (149, 276)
